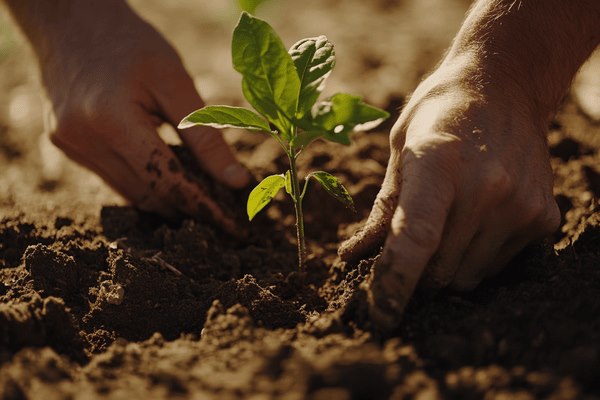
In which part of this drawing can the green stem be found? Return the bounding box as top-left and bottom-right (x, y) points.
(288, 152), (305, 271)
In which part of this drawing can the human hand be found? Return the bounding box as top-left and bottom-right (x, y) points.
(18, 1), (250, 232)
(339, 0), (600, 330)
(339, 55), (560, 330)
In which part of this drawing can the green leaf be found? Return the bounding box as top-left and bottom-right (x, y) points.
(178, 106), (271, 132)
(232, 12), (300, 140)
(289, 36), (335, 118)
(291, 129), (348, 149)
(291, 93), (390, 148)
(247, 174), (285, 220)
(306, 171), (354, 209)
(313, 93), (389, 133)
(284, 170), (293, 195)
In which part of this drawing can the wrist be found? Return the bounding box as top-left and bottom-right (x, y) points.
(446, 0), (600, 118)
(4, 0), (133, 63)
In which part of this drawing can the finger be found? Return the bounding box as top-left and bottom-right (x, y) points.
(421, 160), (516, 288)
(180, 125), (251, 189)
(367, 151), (455, 331)
(420, 224), (479, 290)
(153, 67), (251, 189)
(451, 199), (560, 290)
(338, 152), (402, 262)
(449, 231), (504, 291)
(50, 127), (174, 215)
(487, 236), (534, 279)
(450, 230), (536, 291)
(484, 200), (560, 279)
(113, 112), (238, 233)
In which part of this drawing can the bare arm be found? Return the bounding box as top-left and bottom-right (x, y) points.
(3, 0), (250, 229)
(449, 0), (600, 116)
(340, 0), (600, 331)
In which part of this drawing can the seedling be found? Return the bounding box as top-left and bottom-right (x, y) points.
(179, 13), (389, 270)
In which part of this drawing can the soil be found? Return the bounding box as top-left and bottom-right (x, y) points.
(1, 1), (600, 399)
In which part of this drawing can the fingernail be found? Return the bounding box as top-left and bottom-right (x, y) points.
(222, 164), (251, 189)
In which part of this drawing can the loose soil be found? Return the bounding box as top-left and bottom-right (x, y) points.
(1, 1), (599, 399)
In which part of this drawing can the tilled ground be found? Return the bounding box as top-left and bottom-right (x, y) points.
(1, 1), (600, 399)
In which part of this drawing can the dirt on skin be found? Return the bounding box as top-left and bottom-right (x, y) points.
(1, 1), (600, 399)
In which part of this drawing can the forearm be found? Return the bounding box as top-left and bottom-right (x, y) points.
(3, 0), (134, 63)
(447, 0), (600, 116)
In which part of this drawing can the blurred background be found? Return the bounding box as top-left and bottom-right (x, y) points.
(0, 0), (469, 214)
(0, 0), (598, 216)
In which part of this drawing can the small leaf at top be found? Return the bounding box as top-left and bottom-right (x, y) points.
(306, 171), (354, 209)
(289, 36), (335, 118)
(247, 174), (285, 221)
(291, 93), (389, 148)
(179, 106), (271, 132)
(232, 13), (300, 140)
(313, 93), (390, 133)
(284, 170), (293, 195)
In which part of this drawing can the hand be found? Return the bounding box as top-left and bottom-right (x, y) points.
(339, 0), (600, 330)
(339, 55), (560, 330)
(24, 1), (250, 231)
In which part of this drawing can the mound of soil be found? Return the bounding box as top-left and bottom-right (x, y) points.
(2, 118), (599, 399)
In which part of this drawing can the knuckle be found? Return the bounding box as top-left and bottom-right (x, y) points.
(61, 85), (103, 123)
(482, 163), (515, 198)
(80, 103), (104, 126)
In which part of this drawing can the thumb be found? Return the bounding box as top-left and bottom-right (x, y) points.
(338, 152), (402, 262)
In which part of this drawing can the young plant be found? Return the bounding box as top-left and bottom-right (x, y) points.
(179, 13), (389, 270)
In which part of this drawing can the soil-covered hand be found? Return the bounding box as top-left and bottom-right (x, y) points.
(339, 0), (600, 330)
(340, 58), (560, 328)
(5, 0), (250, 232)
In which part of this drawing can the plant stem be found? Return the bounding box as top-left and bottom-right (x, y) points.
(288, 152), (305, 271)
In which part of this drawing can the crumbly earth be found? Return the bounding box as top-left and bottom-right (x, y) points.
(1, 1), (599, 399)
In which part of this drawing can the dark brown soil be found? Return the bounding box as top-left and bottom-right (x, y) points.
(1, 1), (599, 399)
